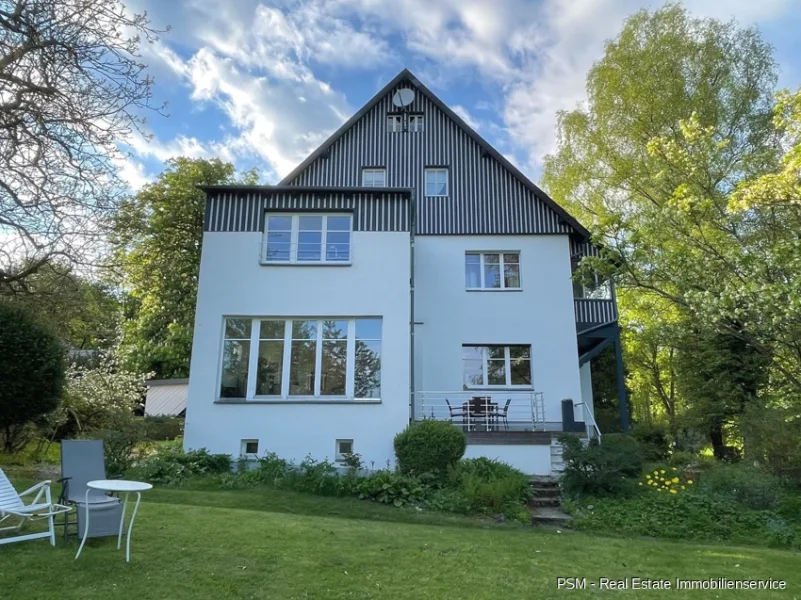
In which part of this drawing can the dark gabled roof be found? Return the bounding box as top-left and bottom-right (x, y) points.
(278, 68), (589, 239)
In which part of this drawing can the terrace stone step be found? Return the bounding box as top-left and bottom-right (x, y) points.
(530, 506), (573, 526)
(529, 496), (561, 508)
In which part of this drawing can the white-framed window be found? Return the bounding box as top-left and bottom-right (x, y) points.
(263, 214), (352, 264)
(408, 114), (424, 132)
(462, 345), (532, 388)
(241, 439), (259, 456)
(387, 114), (402, 132)
(361, 168), (386, 187)
(424, 168), (449, 196)
(219, 319), (252, 398)
(335, 439), (354, 462)
(219, 317), (382, 401)
(465, 252), (520, 290)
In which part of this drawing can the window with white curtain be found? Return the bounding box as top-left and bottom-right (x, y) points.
(361, 168), (386, 187)
(424, 168), (449, 196)
(465, 252), (520, 289)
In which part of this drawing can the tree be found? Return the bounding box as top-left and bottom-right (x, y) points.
(2, 261), (120, 351)
(113, 158), (257, 379)
(542, 5), (790, 438)
(0, 0), (164, 289)
(0, 302), (65, 452)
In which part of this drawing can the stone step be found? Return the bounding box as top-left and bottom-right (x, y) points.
(530, 487), (560, 498)
(530, 506), (572, 526)
(529, 496), (560, 508)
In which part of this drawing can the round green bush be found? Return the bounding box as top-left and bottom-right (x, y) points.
(0, 302), (65, 451)
(394, 420), (466, 476)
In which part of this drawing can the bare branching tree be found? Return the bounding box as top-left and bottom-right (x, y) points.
(0, 0), (165, 291)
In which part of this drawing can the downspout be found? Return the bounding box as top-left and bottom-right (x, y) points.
(409, 189), (416, 424)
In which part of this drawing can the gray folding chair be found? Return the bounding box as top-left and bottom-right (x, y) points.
(58, 440), (124, 541)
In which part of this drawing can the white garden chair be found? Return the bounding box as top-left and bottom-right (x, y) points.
(0, 468), (71, 547)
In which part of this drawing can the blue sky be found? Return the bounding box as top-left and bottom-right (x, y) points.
(121, 0), (801, 189)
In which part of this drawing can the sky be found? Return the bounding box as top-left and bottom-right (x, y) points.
(121, 0), (801, 190)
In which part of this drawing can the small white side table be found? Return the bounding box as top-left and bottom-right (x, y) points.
(75, 479), (153, 563)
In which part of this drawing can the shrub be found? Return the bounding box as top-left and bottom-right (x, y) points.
(356, 470), (430, 507)
(560, 433), (643, 497)
(394, 420), (466, 477)
(630, 422), (670, 461)
(129, 443), (231, 484)
(0, 303), (65, 453)
(740, 405), (801, 481)
(95, 414), (148, 476)
(668, 451), (697, 468)
(143, 416), (184, 441)
(570, 490), (799, 548)
(699, 463), (784, 510)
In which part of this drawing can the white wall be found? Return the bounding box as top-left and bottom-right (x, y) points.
(463, 444), (552, 476)
(184, 231), (411, 467)
(414, 235), (582, 426)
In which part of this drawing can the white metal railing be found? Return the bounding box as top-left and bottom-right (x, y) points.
(260, 241), (353, 265)
(415, 391), (546, 432)
(573, 401), (602, 441)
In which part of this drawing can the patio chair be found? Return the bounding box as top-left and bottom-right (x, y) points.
(495, 398), (513, 430)
(59, 440), (124, 541)
(445, 399), (468, 430)
(0, 468), (71, 546)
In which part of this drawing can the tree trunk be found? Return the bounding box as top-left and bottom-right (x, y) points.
(709, 424), (725, 460)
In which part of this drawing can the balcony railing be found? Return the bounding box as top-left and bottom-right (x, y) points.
(574, 298), (617, 326)
(415, 390), (546, 432)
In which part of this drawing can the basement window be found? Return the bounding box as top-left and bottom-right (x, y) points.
(336, 439), (354, 462)
(241, 439), (259, 456)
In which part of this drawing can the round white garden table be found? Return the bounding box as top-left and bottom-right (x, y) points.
(74, 479), (153, 563)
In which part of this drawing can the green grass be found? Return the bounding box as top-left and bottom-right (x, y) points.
(2, 481), (799, 599)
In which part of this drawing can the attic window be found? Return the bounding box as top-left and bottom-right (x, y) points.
(408, 114), (424, 132)
(387, 114), (402, 133)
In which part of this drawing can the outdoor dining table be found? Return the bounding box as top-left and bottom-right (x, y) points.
(75, 479), (153, 563)
(462, 397), (499, 430)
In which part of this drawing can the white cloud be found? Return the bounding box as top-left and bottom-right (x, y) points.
(129, 0), (799, 184)
(452, 104), (481, 131)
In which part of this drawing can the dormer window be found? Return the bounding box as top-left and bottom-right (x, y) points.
(263, 214), (352, 264)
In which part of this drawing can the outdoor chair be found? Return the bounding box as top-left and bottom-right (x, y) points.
(0, 468), (71, 547)
(495, 398), (513, 430)
(59, 440), (124, 541)
(445, 398), (468, 430)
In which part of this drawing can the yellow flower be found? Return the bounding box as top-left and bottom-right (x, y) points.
(639, 482), (643, 486)
(672, 477), (680, 484)
(681, 486), (686, 489)
(687, 480), (693, 485)
(672, 467), (678, 471)
(660, 469), (666, 474)
(657, 488), (663, 492)
(653, 470), (659, 475)
(646, 474), (652, 479)
(670, 489), (677, 494)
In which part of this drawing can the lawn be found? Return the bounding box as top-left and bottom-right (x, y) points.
(3, 480), (799, 600)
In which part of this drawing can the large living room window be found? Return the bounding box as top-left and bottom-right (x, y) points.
(263, 214), (352, 264)
(219, 317), (382, 401)
(462, 345), (532, 388)
(465, 252), (520, 289)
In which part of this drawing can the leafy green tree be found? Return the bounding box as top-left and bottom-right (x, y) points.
(113, 158), (257, 379)
(0, 302), (65, 452)
(542, 5), (792, 434)
(2, 262), (120, 351)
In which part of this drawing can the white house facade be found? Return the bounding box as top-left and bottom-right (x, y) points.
(183, 69), (627, 476)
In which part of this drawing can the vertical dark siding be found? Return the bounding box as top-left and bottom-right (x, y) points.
(285, 83), (574, 236)
(204, 191), (411, 232)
